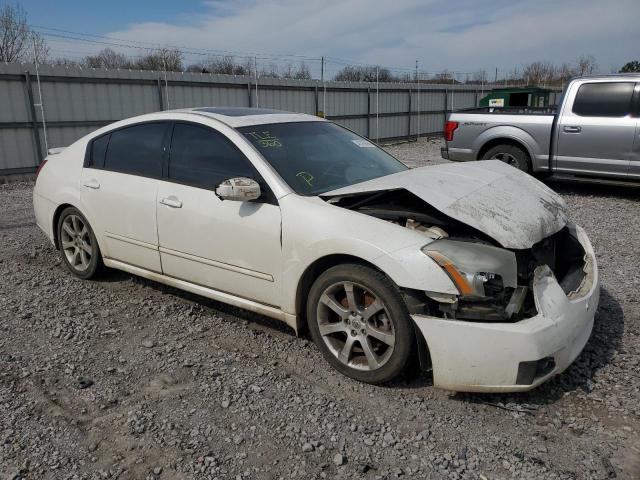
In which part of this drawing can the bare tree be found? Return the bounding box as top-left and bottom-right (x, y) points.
(575, 55), (597, 76)
(334, 65), (395, 82)
(134, 48), (183, 72)
(556, 62), (575, 85)
(522, 61), (556, 85)
(83, 48), (131, 69)
(28, 30), (49, 63)
(281, 61), (311, 80)
(434, 70), (456, 84)
(201, 55), (252, 75)
(52, 57), (81, 68)
(259, 62), (280, 79)
(0, 4), (48, 63)
(468, 69), (488, 85)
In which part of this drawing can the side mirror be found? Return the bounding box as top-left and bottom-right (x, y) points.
(215, 177), (261, 202)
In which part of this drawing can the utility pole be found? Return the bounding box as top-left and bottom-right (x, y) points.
(415, 60), (418, 81)
(162, 49), (170, 109)
(494, 67), (498, 84)
(321, 56), (326, 117)
(376, 66), (379, 144)
(33, 37), (49, 154)
(254, 56), (259, 108)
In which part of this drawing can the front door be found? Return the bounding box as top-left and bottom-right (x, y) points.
(81, 122), (170, 272)
(555, 81), (636, 178)
(156, 122), (282, 307)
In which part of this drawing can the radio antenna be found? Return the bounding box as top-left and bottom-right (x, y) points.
(32, 37), (49, 154)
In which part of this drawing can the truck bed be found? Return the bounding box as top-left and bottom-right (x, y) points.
(444, 109), (556, 171)
(455, 106), (557, 115)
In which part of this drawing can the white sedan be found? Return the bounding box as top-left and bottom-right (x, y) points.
(33, 107), (599, 392)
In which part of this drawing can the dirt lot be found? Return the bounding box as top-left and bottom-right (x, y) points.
(1, 137), (639, 480)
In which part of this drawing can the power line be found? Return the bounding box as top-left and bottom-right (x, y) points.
(31, 24), (322, 63)
(32, 23), (511, 82)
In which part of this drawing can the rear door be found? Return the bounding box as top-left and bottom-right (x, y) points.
(80, 122), (170, 272)
(555, 81), (636, 178)
(156, 122), (283, 306)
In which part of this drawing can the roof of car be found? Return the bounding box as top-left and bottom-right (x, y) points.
(173, 107), (323, 128)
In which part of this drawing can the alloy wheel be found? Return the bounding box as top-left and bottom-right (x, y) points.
(60, 214), (93, 272)
(316, 281), (395, 371)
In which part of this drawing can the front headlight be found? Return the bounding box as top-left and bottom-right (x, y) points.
(422, 240), (518, 298)
(423, 250), (501, 297)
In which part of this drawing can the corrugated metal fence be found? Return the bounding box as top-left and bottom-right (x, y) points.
(0, 62), (561, 176)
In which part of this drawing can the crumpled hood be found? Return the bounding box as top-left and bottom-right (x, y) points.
(322, 160), (568, 250)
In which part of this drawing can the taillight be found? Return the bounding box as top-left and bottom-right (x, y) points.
(34, 159), (47, 184)
(444, 121), (458, 142)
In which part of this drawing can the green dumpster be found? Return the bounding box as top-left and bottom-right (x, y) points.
(479, 87), (552, 108)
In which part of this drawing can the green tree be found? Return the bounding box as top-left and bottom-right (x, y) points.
(619, 61), (640, 73)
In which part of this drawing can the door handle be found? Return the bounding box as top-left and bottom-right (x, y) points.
(563, 125), (582, 133)
(159, 196), (182, 208)
(83, 179), (100, 189)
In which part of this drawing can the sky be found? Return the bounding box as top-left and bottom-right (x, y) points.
(15, 0), (640, 77)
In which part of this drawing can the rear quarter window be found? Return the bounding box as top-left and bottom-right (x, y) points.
(104, 122), (169, 177)
(88, 134), (110, 168)
(572, 82), (634, 117)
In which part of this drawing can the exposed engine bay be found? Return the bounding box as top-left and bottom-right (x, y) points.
(328, 189), (589, 323)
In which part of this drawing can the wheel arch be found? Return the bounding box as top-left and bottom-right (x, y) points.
(294, 254), (381, 332)
(52, 203), (77, 249)
(294, 254), (433, 373)
(477, 137), (532, 162)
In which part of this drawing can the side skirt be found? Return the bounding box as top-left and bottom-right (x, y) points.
(103, 258), (299, 333)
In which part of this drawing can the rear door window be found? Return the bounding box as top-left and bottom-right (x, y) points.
(168, 123), (258, 189)
(572, 82), (634, 117)
(104, 123), (169, 177)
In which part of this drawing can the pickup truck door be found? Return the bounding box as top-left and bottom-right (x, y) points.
(555, 81), (636, 178)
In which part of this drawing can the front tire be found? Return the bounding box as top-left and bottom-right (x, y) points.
(482, 144), (531, 172)
(307, 264), (415, 384)
(57, 207), (103, 279)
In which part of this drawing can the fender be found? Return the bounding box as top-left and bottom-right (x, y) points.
(279, 195), (457, 315)
(472, 125), (542, 165)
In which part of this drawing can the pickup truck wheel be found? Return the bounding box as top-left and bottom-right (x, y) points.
(307, 264), (415, 384)
(483, 144), (531, 172)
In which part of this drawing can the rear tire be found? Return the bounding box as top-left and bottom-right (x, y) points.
(57, 207), (103, 280)
(482, 144), (531, 172)
(307, 264), (415, 384)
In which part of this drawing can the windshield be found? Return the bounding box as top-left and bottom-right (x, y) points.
(237, 121), (407, 195)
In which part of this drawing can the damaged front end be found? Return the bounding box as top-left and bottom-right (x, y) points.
(323, 166), (598, 391)
(328, 188), (590, 323)
(422, 224), (592, 322)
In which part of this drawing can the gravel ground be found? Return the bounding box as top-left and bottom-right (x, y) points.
(1, 137), (639, 480)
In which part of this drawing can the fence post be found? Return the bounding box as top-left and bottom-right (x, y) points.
(156, 78), (164, 111)
(23, 71), (44, 164)
(366, 87), (371, 139)
(314, 85), (319, 116)
(443, 88), (449, 133)
(407, 88), (412, 140)
(247, 82), (253, 107)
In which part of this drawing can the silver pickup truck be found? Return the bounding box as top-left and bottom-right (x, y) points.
(441, 74), (640, 183)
